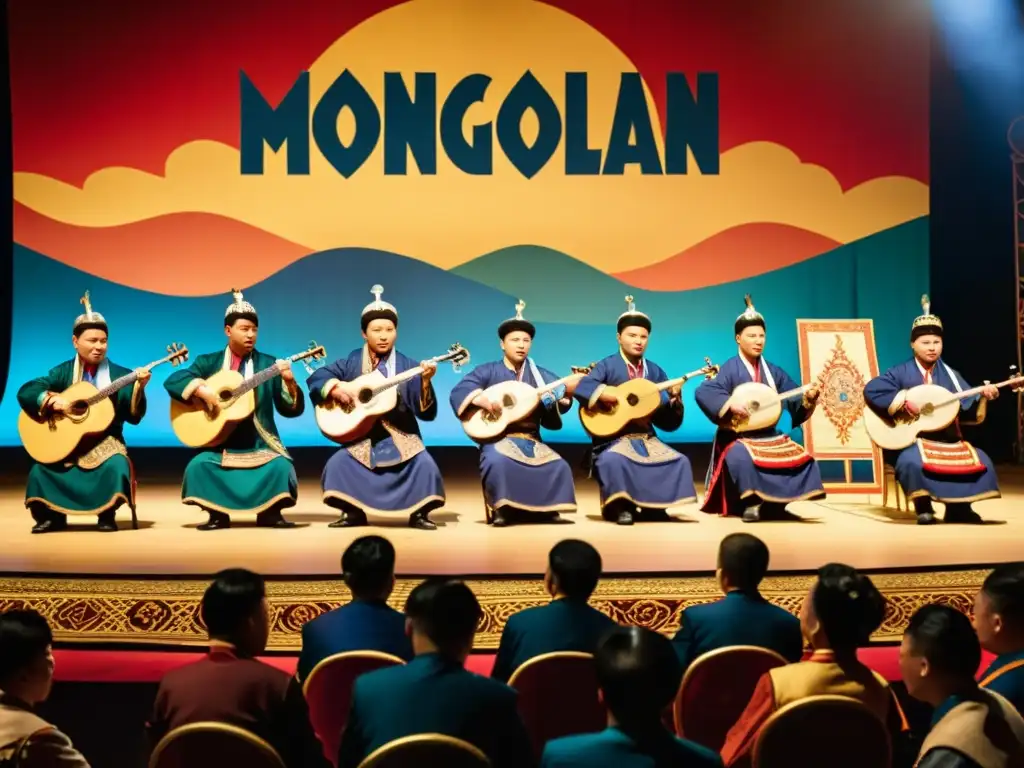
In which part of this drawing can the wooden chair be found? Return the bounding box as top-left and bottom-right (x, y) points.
(508, 651), (606, 759)
(148, 722), (284, 768)
(881, 465), (908, 512)
(752, 695), (891, 768)
(303, 650), (406, 766)
(357, 734), (490, 768)
(673, 645), (788, 752)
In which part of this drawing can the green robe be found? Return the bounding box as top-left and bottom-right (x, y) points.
(164, 347), (304, 514)
(17, 357), (145, 516)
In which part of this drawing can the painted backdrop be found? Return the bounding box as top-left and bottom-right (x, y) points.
(3, 0), (930, 446)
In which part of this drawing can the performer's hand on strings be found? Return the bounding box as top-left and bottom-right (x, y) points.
(472, 395), (501, 416)
(48, 396), (70, 414)
(597, 390), (619, 408)
(903, 400), (920, 416)
(982, 383), (999, 400)
(667, 384), (682, 402)
(194, 386), (221, 414)
(805, 383), (820, 403)
(276, 359), (295, 383)
(330, 386), (354, 408)
(729, 403), (750, 419)
(135, 368), (152, 387)
(420, 360), (438, 383)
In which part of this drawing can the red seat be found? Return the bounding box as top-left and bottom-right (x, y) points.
(673, 645), (788, 752)
(508, 651), (606, 759)
(303, 651), (406, 766)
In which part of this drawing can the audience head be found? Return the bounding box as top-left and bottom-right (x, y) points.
(974, 563), (1024, 655)
(404, 578), (481, 662)
(900, 604), (981, 706)
(595, 626), (682, 730)
(341, 535), (397, 601)
(201, 568), (270, 656)
(801, 563), (886, 656)
(716, 533), (770, 593)
(545, 539), (602, 601)
(0, 609), (55, 705)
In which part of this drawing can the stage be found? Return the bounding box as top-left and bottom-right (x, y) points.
(0, 448), (1018, 651)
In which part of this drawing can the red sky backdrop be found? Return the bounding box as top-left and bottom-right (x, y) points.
(7, 0), (930, 190)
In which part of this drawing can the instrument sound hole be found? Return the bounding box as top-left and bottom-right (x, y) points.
(358, 389), (373, 404)
(921, 403), (934, 416)
(218, 390), (232, 403)
(69, 401), (88, 416)
(749, 401), (760, 412)
(626, 394), (640, 406)
(503, 395), (515, 407)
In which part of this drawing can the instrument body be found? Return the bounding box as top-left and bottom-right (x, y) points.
(579, 359), (719, 439)
(316, 344), (470, 444)
(862, 370), (1024, 450)
(722, 381), (811, 434)
(20, 343), (189, 464)
(461, 365), (594, 442)
(170, 344), (325, 449)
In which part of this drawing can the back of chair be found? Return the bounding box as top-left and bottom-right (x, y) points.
(303, 651), (406, 766)
(508, 651), (605, 759)
(753, 695), (891, 768)
(148, 722), (285, 768)
(673, 645), (788, 752)
(358, 734), (490, 768)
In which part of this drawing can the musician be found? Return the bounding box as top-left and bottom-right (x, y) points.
(572, 296), (697, 526)
(449, 300), (577, 527)
(863, 296), (999, 525)
(16, 293), (149, 533)
(695, 295), (825, 522)
(164, 290), (304, 530)
(306, 285), (445, 531)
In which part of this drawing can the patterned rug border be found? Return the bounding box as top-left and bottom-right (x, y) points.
(0, 570), (989, 650)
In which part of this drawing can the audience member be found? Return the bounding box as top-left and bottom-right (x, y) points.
(974, 564), (1024, 714)
(0, 610), (90, 767)
(147, 569), (329, 768)
(297, 535), (413, 683)
(672, 533), (803, 669)
(492, 539), (617, 682)
(902, 604), (1024, 768)
(540, 626), (722, 767)
(338, 578), (533, 768)
(720, 563), (906, 768)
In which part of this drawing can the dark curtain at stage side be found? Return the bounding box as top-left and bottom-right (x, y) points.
(929, 13), (1024, 464)
(0, 1), (12, 405)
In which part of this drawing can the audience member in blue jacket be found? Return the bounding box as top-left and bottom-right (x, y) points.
(337, 578), (533, 768)
(672, 533), (803, 669)
(975, 563), (1024, 715)
(296, 536), (413, 684)
(541, 625), (723, 768)
(492, 539), (618, 683)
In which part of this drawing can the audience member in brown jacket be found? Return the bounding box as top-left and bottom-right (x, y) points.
(901, 604), (1024, 768)
(147, 569), (329, 768)
(0, 609), (90, 767)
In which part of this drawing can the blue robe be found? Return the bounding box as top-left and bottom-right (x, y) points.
(695, 355), (825, 515)
(863, 358), (999, 504)
(306, 346), (445, 516)
(450, 359), (577, 518)
(573, 353), (696, 510)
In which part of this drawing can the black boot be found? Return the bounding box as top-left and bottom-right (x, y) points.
(328, 504), (367, 528)
(96, 510), (118, 532)
(409, 508), (437, 530)
(944, 503), (983, 524)
(913, 498), (937, 525)
(257, 506), (297, 528)
(197, 511), (231, 531)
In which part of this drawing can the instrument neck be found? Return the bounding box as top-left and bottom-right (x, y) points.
(935, 376), (1015, 407)
(84, 357), (166, 405)
(657, 368), (706, 392)
(537, 372), (583, 395)
(368, 352), (456, 397)
(232, 351), (308, 398)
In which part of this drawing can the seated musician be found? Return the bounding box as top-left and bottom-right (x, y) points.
(17, 292), (149, 533)
(863, 296), (999, 525)
(695, 295), (824, 522)
(572, 296), (696, 526)
(449, 300), (577, 527)
(164, 290), (304, 530)
(306, 285), (445, 531)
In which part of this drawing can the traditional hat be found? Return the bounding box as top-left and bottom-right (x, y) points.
(361, 284), (399, 331)
(497, 299), (536, 339)
(911, 294), (942, 341)
(617, 295), (651, 333)
(734, 294), (765, 335)
(72, 290), (107, 335)
(225, 288), (258, 325)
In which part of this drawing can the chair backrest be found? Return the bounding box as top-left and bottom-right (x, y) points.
(508, 651), (606, 759)
(148, 722), (285, 768)
(752, 695), (891, 768)
(358, 734), (490, 768)
(673, 645), (788, 752)
(303, 650), (406, 766)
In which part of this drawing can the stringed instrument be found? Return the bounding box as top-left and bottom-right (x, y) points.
(579, 357), (720, 438)
(170, 342), (326, 448)
(19, 343), (190, 464)
(863, 366), (1024, 450)
(316, 343), (470, 444)
(723, 380), (816, 433)
(462, 363), (596, 442)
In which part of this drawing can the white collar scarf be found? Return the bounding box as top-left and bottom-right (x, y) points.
(363, 345), (396, 378)
(506, 357), (546, 386)
(74, 357), (111, 387)
(915, 358), (961, 392)
(739, 353), (776, 391)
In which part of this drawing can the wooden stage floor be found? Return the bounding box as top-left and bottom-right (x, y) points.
(0, 448), (1020, 650)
